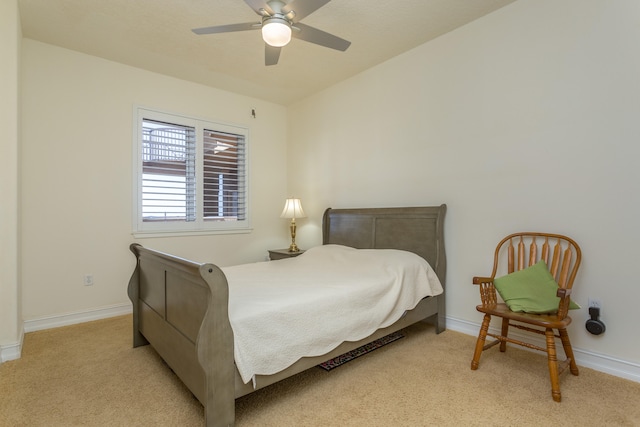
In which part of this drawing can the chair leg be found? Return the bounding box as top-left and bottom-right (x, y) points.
(471, 314), (491, 370)
(499, 317), (509, 352)
(559, 328), (579, 376)
(545, 328), (562, 402)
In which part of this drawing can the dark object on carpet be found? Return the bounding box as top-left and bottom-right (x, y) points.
(318, 332), (404, 371)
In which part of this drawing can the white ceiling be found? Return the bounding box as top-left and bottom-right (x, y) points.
(19, 0), (517, 105)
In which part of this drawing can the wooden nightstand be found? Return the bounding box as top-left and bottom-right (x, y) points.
(268, 249), (305, 260)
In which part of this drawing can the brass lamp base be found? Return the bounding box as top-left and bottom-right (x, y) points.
(288, 218), (300, 252)
(288, 243), (300, 252)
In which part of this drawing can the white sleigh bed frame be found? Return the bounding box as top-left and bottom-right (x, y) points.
(127, 205), (447, 427)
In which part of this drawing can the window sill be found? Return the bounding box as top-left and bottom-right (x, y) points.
(132, 228), (252, 239)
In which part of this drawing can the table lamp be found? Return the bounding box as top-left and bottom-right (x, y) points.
(280, 198), (306, 252)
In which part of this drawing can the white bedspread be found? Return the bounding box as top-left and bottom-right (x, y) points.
(222, 244), (443, 384)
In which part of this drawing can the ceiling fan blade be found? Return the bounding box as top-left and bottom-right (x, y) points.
(282, 0), (331, 22)
(292, 22), (351, 51)
(192, 22), (258, 35)
(244, 0), (274, 16)
(265, 44), (281, 66)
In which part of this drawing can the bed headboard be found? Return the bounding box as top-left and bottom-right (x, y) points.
(322, 204), (447, 286)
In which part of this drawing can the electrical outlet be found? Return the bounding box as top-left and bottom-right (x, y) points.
(588, 298), (601, 310)
(84, 274), (94, 286)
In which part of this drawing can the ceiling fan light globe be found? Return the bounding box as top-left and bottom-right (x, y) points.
(262, 19), (291, 47)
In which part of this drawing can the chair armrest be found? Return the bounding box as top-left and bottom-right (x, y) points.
(473, 276), (493, 285)
(556, 288), (573, 318)
(473, 276), (498, 306)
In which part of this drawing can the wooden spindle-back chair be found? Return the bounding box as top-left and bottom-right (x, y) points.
(471, 232), (582, 402)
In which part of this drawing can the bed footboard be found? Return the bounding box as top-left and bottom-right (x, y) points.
(127, 243), (235, 427)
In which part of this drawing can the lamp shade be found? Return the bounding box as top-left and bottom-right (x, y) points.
(280, 198), (306, 219)
(262, 18), (292, 47)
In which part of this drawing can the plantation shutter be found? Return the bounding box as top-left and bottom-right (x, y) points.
(203, 130), (247, 221)
(141, 119), (196, 222)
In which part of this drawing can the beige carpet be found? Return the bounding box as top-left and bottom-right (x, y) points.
(1, 315), (639, 426)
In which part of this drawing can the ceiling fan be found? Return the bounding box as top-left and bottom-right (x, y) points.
(192, 0), (351, 66)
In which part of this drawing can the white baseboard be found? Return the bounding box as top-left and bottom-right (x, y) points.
(446, 316), (640, 383)
(1, 303), (132, 364)
(0, 328), (24, 363)
(23, 303), (133, 333)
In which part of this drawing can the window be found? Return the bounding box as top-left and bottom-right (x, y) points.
(134, 108), (249, 236)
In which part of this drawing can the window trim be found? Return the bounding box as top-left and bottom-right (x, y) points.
(132, 106), (251, 238)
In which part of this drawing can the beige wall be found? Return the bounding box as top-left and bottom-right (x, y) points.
(19, 39), (289, 321)
(288, 0), (640, 369)
(0, 0), (22, 355)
